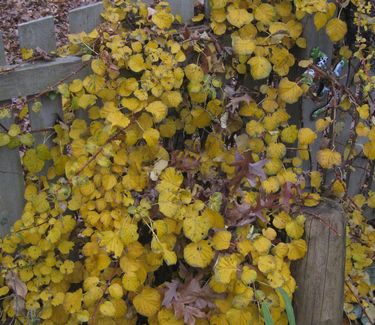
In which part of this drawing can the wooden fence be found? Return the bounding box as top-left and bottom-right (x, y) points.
(0, 1), (373, 324)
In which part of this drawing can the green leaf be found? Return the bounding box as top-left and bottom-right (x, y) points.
(32, 101), (42, 113)
(277, 288), (296, 325)
(47, 91), (58, 100)
(261, 301), (275, 325)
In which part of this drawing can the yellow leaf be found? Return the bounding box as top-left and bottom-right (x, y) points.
(100, 301), (116, 317)
(241, 266), (257, 284)
(69, 79), (83, 93)
(258, 255), (276, 274)
(212, 230), (232, 250)
(303, 193), (320, 207)
(310, 171), (321, 190)
(254, 3), (276, 24)
(158, 308), (184, 325)
(108, 283), (123, 299)
(184, 240), (214, 268)
(8, 124), (21, 137)
(232, 36), (255, 55)
(192, 13), (205, 22)
(298, 128), (317, 146)
(146, 101), (168, 123)
(21, 48), (33, 60)
(253, 236), (272, 255)
(100, 231), (124, 257)
(288, 239), (307, 260)
(185, 64), (204, 82)
(317, 149), (342, 168)
(120, 223), (139, 246)
(27, 246), (42, 260)
(143, 128), (160, 146)
(163, 249), (177, 266)
(357, 104), (369, 120)
(0, 286), (9, 297)
(0, 133), (10, 147)
(278, 78), (303, 104)
(152, 10), (174, 29)
(285, 220), (304, 239)
(58, 240), (74, 255)
(183, 214), (211, 243)
(214, 254), (240, 283)
(128, 54), (146, 73)
(63, 289), (82, 314)
(326, 18), (347, 42)
(363, 141), (375, 160)
(314, 12), (328, 31)
(77, 94), (97, 109)
(107, 110), (130, 129)
(133, 286), (161, 317)
(83, 74), (105, 94)
(102, 174), (117, 191)
(227, 8), (253, 28)
(331, 179), (346, 198)
(23, 149), (44, 173)
(248, 56), (272, 80)
(91, 59), (106, 76)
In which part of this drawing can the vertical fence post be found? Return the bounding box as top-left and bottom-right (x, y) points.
(68, 3), (104, 34)
(0, 105), (25, 236)
(167, 0), (195, 23)
(0, 32), (6, 66)
(18, 16), (57, 52)
(18, 17), (63, 147)
(300, 15), (334, 171)
(0, 33), (25, 236)
(292, 199), (346, 325)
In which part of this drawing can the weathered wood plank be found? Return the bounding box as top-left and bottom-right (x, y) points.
(300, 15), (334, 171)
(0, 57), (89, 100)
(205, 0), (211, 17)
(0, 102), (25, 236)
(0, 32), (6, 66)
(69, 2), (104, 34)
(29, 95), (63, 146)
(18, 16), (56, 52)
(168, 0), (195, 23)
(292, 199), (346, 325)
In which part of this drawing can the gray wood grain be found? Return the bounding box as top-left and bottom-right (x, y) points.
(0, 102), (25, 236)
(168, 0), (195, 23)
(300, 15), (334, 171)
(0, 57), (89, 100)
(29, 95), (63, 145)
(18, 16), (56, 52)
(69, 2), (104, 34)
(292, 199), (346, 325)
(0, 32), (6, 66)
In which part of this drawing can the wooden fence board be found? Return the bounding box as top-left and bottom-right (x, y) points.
(0, 57), (87, 100)
(0, 102), (25, 237)
(69, 2), (104, 34)
(18, 16), (56, 52)
(29, 95), (63, 146)
(167, 0), (195, 23)
(300, 15), (334, 171)
(292, 199), (346, 325)
(0, 32), (6, 66)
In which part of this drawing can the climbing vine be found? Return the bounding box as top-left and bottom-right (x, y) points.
(0, 0), (374, 324)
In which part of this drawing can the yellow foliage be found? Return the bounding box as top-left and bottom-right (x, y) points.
(0, 1), (373, 324)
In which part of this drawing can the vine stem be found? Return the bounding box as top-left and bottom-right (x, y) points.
(303, 210), (341, 236)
